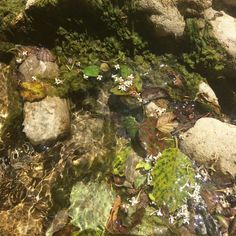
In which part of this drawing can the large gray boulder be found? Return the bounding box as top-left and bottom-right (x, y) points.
(23, 96), (70, 145)
(180, 117), (236, 177)
(137, 0), (185, 37)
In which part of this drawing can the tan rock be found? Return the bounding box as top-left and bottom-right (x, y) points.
(23, 96), (70, 145)
(180, 118), (236, 177)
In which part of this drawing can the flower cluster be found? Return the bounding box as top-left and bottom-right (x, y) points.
(112, 73), (135, 92)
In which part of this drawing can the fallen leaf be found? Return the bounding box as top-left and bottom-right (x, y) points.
(156, 112), (178, 134)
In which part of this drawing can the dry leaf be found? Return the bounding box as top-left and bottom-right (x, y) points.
(156, 112), (178, 134)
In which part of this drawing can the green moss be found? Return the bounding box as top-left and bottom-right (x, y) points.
(183, 18), (229, 73)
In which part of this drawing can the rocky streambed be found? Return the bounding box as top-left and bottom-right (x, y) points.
(0, 0), (236, 236)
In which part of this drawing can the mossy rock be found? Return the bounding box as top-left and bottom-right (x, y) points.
(150, 148), (196, 213)
(183, 18), (229, 74)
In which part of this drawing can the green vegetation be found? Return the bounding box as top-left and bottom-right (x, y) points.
(183, 18), (228, 73)
(150, 148), (196, 213)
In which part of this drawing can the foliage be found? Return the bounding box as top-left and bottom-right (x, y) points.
(183, 18), (228, 73)
(150, 148), (196, 213)
(123, 116), (139, 138)
(69, 181), (115, 231)
(0, 0), (25, 35)
(89, 0), (146, 55)
(112, 146), (132, 176)
(82, 65), (100, 77)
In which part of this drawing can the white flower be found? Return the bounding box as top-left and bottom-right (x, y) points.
(22, 51), (28, 56)
(118, 84), (127, 91)
(114, 64), (120, 70)
(160, 64), (165, 68)
(127, 74), (134, 80)
(96, 75), (103, 81)
(129, 197), (139, 206)
(54, 78), (63, 85)
(76, 61), (81, 67)
(112, 74), (118, 78)
(115, 77), (124, 83)
(83, 74), (89, 79)
(155, 209), (163, 216)
(16, 58), (23, 64)
(31, 76), (37, 81)
(169, 215), (175, 224)
(124, 80), (133, 87)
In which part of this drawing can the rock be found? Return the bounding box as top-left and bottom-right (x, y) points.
(204, 8), (236, 58)
(23, 96), (70, 145)
(196, 81), (220, 113)
(18, 53), (59, 82)
(222, 0), (236, 7)
(176, 0), (212, 17)
(180, 117), (236, 177)
(137, 0), (185, 37)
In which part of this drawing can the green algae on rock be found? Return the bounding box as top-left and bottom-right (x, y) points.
(150, 148), (196, 213)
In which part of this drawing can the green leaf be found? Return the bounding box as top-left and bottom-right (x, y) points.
(136, 161), (152, 171)
(123, 116), (139, 138)
(112, 146), (132, 176)
(151, 148), (196, 213)
(133, 74), (142, 92)
(120, 64), (132, 78)
(110, 86), (127, 96)
(134, 175), (147, 189)
(82, 65), (100, 77)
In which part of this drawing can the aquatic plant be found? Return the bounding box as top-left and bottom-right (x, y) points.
(69, 181), (115, 231)
(112, 145), (132, 177)
(123, 116), (139, 138)
(150, 148), (196, 213)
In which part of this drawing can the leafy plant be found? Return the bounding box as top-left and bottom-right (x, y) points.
(150, 148), (196, 213)
(82, 65), (100, 77)
(69, 181), (115, 231)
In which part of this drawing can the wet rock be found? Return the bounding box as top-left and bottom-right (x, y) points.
(196, 81), (220, 114)
(23, 96), (70, 145)
(137, 0), (185, 37)
(176, 0), (212, 17)
(204, 8), (236, 58)
(180, 118), (236, 177)
(18, 52), (59, 82)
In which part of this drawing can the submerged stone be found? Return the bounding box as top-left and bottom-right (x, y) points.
(23, 96), (70, 145)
